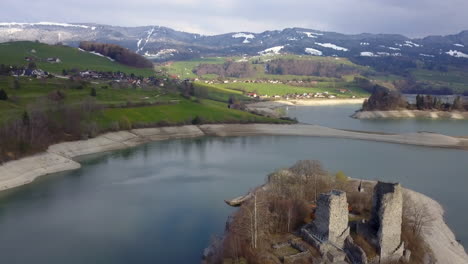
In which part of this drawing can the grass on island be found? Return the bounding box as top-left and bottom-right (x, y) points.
(0, 41), (155, 76)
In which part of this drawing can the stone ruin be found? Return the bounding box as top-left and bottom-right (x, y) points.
(301, 182), (407, 263)
(302, 190), (350, 262)
(313, 190), (350, 248)
(368, 182), (405, 262)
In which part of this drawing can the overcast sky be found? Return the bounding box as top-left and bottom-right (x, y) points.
(2, 0), (468, 37)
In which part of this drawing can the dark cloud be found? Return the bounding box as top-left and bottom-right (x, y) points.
(1, 0), (467, 37)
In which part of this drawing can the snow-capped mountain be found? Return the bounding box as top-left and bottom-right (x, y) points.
(1, 22), (467, 63)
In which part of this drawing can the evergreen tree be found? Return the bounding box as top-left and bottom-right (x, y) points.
(416, 94), (424, 110)
(90, 87), (97, 97)
(0, 89), (7, 100)
(22, 111), (30, 127)
(452, 96), (464, 110)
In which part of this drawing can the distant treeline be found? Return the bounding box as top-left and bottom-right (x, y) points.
(79, 42), (153, 68)
(266, 59), (361, 77)
(194, 61), (255, 78)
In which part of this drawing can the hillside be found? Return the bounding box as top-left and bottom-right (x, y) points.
(1, 23), (467, 65)
(0, 41), (155, 76)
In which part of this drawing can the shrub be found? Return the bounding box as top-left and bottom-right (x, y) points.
(0, 89), (8, 100)
(90, 87), (97, 97)
(118, 116), (132, 130)
(192, 116), (203, 125)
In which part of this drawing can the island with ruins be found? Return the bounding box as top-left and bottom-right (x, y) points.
(203, 160), (467, 264)
(353, 85), (468, 120)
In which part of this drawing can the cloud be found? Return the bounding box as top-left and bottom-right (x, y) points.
(0, 0), (467, 37)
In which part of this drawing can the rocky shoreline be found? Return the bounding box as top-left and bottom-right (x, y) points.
(1, 124), (468, 191)
(353, 110), (468, 120)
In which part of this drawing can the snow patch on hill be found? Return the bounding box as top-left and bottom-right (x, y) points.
(137, 27), (155, 53)
(388, 47), (401, 51)
(88, 51), (115, 61)
(259, 46), (284, 55)
(420, 53), (435, 58)
(0, 22), (95, 30)
(299, 31), (323, 38)
(232, 33), (255, 44)
(360, 42), (370, 46)
(454, 44), (465, 47)
(305, 48), (322, 56)
(446, 50), (468, 58)
(315, 42), (348, 51)
(361, 51), (401, 57)
(403, 41), (421, 47)
(144, 49), (178, 59)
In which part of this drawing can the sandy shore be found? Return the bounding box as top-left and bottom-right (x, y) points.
(1, 124), (468, 192)
(353, 110), (468, 120)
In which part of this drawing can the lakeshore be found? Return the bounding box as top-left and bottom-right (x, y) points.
(353, 110), (468, 120)
(1, 123), (468, 192)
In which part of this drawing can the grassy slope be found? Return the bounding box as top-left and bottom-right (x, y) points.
(0, 41), (154, 76)
(411, 69), (468, 92)
(97, 98), (285, 128)
(0, 75), (287, 126)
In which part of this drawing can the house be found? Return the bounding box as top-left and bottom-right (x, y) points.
(46, 57), (61, 63)
(246, 92), (258, 98)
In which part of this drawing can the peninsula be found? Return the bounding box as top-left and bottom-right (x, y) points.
(203, 161), (468, 264)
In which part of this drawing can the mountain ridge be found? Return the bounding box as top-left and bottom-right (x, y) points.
(0, 22), (467, 63)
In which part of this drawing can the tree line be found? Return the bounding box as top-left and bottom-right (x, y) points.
(266, 59), (361, 77)
(194, 61), (255, 78)
(79, 41), (153, 68)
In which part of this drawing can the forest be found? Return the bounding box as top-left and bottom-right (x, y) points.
(79, 41), (153, 68)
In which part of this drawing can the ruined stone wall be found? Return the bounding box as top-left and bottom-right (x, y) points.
(312, 190), (350, 248)
(370, 182), (404, 260)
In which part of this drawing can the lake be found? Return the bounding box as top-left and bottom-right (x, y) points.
(0, 105), (467, 263)
(286, 103), (468, 136)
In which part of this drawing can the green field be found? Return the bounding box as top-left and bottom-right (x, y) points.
(411, 69), (468, 92)
(97, 98), (285, 128)
(0, 41), (155, 76)
(159, 57), (226, 79)
(0, 75), (288, 127)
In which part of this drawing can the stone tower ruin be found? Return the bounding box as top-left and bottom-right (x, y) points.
(370, 182), (404, 261)
(311, 190), (350, 248)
